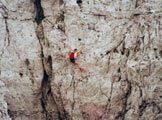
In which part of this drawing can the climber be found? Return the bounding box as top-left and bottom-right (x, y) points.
(69, 46), (83, 71)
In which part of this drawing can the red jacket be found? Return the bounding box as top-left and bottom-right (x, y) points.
(69, 52), (77, 59)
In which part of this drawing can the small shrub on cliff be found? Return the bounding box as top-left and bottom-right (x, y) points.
(56, 14), (64, 24)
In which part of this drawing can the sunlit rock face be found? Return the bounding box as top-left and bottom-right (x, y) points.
(0, 0), (162, 120)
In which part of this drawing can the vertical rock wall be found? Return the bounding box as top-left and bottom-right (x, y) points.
(0, 0), (162, 120)
(0, 81), (11, 120)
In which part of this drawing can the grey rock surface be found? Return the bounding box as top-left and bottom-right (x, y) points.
(0, 0), (162, 120)
(0, 81), (11, 120)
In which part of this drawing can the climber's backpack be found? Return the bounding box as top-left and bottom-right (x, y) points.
(69, 52), (75, 59)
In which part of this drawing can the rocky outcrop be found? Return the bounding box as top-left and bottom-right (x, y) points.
(0, 0), (162, 120)
(0, 81), (11, 120)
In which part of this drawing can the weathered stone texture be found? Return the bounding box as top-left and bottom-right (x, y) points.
(0, 81), (11, 120)
(0, 0), (162, 120)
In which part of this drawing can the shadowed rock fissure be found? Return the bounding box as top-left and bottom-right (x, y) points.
(138, 101), (161, 118)
(34, 2), (70, 119)
(115, 79), (132, 120)
(4, 18), (10, 46)
(138, 100), (149, 117)
(1, 5), (10, 46)
(38, 31), (68, 119)
(37, 27), (69, 119)
(105, 76), (114, 112)
(34, 1), (54, 118)
(34, 0), (45, 24)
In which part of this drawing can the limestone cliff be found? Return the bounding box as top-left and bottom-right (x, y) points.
(0, 0), (162, 120)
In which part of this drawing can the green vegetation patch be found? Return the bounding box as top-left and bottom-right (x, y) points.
(56, 14), (64, 24)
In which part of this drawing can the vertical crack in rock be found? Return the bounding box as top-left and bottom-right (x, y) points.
(115, 79), (132, 120)
(58, 87), (71, 120)
(105, 76), (115, 112)
(71, 73), (77, 118)
(138, 100), (149, 117)
(1, 5), (10, 46)
(37, 29), (70, 119)
(4, 18), (10, 46)
(121, 42), (126, 55)
(54, 88), (70, 120)
(34, 0), (45, 24)
(34, 3), (70, 118)
(35, 22), (55, 120)
(38, 45), (55, 119)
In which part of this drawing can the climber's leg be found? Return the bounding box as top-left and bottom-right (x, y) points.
(75, 60), (83, 71)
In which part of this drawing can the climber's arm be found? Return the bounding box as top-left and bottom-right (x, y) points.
(69, 47), (72, 53)
(77, 46), (83, 54)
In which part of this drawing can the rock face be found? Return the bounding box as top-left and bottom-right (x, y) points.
(0, 0), (162, 120)
(0, 81), (11, 120)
